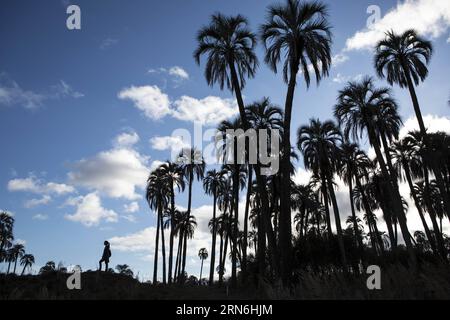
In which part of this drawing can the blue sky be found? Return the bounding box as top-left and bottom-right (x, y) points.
(1, 0), (449, 281)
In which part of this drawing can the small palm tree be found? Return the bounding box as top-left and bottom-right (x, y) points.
(198, 248), (209, 282)
(0, 212), (14, 256)
(20, 254), (35, 275)
(203, 169), (225, 285)
(260, 0), (332, 282)
(11, 244), (25, 274)
(115, 264), (134, 277)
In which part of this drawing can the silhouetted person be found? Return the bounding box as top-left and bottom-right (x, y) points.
(99, 241), (111, 271)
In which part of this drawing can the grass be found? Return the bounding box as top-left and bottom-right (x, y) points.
(1, 262), (450, 300)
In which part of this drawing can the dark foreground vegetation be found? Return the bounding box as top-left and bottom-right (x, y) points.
(1, 259), (450, 300)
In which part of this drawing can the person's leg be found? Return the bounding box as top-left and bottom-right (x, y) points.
(105, 261), (109, 272)
(99, 259), (103, 271)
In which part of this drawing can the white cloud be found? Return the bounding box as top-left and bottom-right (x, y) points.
(171, 96), (238, 125)
(68, 147), (149, 200)
(332, 53), (349, 66)
(32, 213), (49, 221)
(332, 73), (364, 84)
(7, 175), (75, 195)
(113, 131), (140, 148)
(0, 74), (83, 109)
(150, 135), (191, 153)
(65, 192), (118, 227)
(345, 0), (450, 51)
(51, 80), (84, 99)
(100, 37), (119, 50)
(399, 114), (450, 138)
(124, 201), (139, 213)
(168, 66), (189, 80)
(15, 239), (26, 246)
(149, 160), (165, 172)
(118, 85), (171, 120)
(109, 227), (156, 252)
(24, 195), (52, 208)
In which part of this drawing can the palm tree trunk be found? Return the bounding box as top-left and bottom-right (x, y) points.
(403, 67), (450, 222)
(7, 260), (11, 274)
(424, 170), (448, 261)
(153, 207), (161, 284)
(403, 162), (440, 257)
(231, 151), (239, 287)
(320, 173), (333, 237)
(13, 258), (18, 274)
(199, 259), (204, 281)
(326, 171), (347, 268)
(368, 126), (416, 265)
(209, 192), (218, 286)
(242, 166), (252, 282)
(218, 233), (224, 284)
(182, 171), (194, 277)
(348, 176), (363, 250)
(21, 263), (27, 276)
(168, 184), (176, 284)
(159, 206), (167, 284)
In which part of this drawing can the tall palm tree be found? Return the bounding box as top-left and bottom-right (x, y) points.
(375, 29), (450, 220)
(245, 98), (284, 276)
(334, 77), (416, 263)
(194, 13), (275, 282)
(194, 13), (258, 128)
(217, 119), (246, 286)
(203, 169), (225, 285)
(20, 254), (35, 275)
(11, 244), (25, 274)
(390, 138), (445, 259)
(146, 167), (170, 284)
(177, 148), (205, 279)
(339, 143), (366, 251)
(260, 0), (332, 282)
(297, 119), (347, 267)
(159, 161), (185, 284)
(198, 248), (209, 281)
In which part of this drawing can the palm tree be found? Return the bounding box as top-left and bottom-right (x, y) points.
(203, 169), (225, 285)
(159, 161), (185, 284)
(198, 248), (209, 282)
(177, 148), (205, 280)
(217, 119), (246, 286)
(194, 13), (258, 128)
(116, 264), (134, 277)
(334, 77), (416, 263)
(0, 212), (14, 256)
(375, 29), (450, 221)
(390, 138), (445, 259)
(20, 254), (35, 275)
(339, 143), (366, 251)
(10, 244), (25, 274)
(260, 0), (332, 282)
(146, 167), (170, 284)
(246, 97), (283, 275)
(297, 119), (347, 267)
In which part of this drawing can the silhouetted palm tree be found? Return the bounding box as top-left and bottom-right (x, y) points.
(334, 77), (416, 263)
(203, 169), (225, 285)
(260, 0), (332, 282)
(375, 29), (450, 222)
(159, 161), (185, 284)
(0, 212), (14, 257)
(297, 119), (347, 267)
(20, 254), (34, 275)
(198, 248), (208, 281)
(177, 148), (205, 280)
(11, 243), (25, 274)
(116, 264), (134, 277)
(146, 167), (170, 284)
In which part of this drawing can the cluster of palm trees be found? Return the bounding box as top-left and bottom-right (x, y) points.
(146, 0), (449, 286)
(1, 211), (35, 275)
